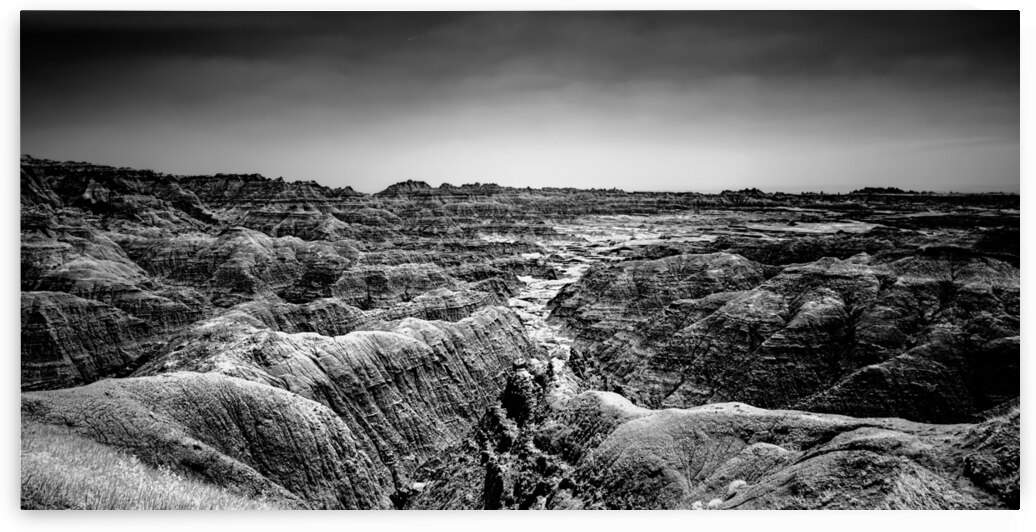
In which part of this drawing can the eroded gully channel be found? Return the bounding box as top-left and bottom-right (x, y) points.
(493, 211), (879, 368)
(494, 213), (723, 368)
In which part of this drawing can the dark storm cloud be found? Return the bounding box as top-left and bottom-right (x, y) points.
(21, 11), (1019, 192)
(21, 12), (1018, 78)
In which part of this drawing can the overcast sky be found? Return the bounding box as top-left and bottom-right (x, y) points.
(21, 11), (1019, 193)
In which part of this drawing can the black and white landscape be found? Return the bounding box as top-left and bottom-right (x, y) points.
(20, 11), (1019, 510)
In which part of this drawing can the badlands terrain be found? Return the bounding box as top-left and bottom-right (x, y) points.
(20, 156), (1019, 509)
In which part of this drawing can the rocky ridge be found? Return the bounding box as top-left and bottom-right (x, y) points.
(20, 156), (1019, 509)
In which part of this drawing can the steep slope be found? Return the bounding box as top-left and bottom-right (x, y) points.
(19, 156), (1021, 510)
(408, 385), (1017, 510)
(21, 291), (150, 390)
(134, 306), (538, 490)
(549, 246), (1019, 423)
(22, 372), (393, 509)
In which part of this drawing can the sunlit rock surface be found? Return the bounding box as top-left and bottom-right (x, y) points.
(19, 156), (1019, 510)
(22, 372), (393, 509)
(408, 387), (1017, 510)
(549, 242), (1018, 424)
(133, 306), (536, 491)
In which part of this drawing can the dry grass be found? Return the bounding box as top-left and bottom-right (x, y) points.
(21, 422), (282, 510)
(878, 469), (981, 510)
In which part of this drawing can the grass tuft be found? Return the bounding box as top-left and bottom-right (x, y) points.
(21, 422), (282, 510)
(877, 466), (981, 510)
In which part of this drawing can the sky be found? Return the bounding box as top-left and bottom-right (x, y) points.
(21, 11), (1019, 193)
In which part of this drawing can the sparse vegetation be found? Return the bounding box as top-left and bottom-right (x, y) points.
(878, 469), (982, 510)
(690, 498), (724, 510)
(21, 422), (281, 510)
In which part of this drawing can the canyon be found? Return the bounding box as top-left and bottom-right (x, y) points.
(20, 155), (1019, 510)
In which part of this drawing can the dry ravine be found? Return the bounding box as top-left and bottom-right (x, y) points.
(20, 156), (1019, 510)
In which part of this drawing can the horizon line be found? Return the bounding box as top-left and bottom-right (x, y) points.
(21, 153), (1021, 197)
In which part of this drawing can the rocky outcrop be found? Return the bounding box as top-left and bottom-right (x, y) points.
(550, 248), (1019, 424)
(135, 306), (537, 488)
(232, 297), (373, 336)
(376, 180), (433, 196)
(119, 228), (359, 307)
(331, 262), (459, 309)
(374, 287), (508, 322)
(238, 210), (368, 241)
(21, 222), (208, 390)
(21, 164), (61, 208)
(22, 372), (393, 509)
(230, 286), (507, 337)
(19, 156), (1021, 510)
(34, 254), (204, 330)
(21, 292), (151, 390)
(557, 394), (1001, 509)
(409, 387), (1017, 510)
(959, 406), (1020, 508)
(548, 252), (767, 347)
(21, 159), (213, 229)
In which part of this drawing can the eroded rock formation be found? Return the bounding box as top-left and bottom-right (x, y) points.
(22, 372), (393, 509)
(550, 245), (1019, 424)
(132, 305), (536, 491)
(407, 374), (1018, 510)
(19, 156), (1020, 510)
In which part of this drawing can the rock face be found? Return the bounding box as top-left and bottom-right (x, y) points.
(21, 291), (150, 390)
(134, 305), (537, 491)
(408, 385), (1018, 510)
(19, 155), (1020, 510)
(556, 394), (1002, 510)
(376, 180), (433, 196)
(22, 372), (393, 509)
(549, 244), (1019, 424)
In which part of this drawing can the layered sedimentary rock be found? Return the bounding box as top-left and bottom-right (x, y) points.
(21, 372), (393, 509)
(135, 306), (537, 488)
(19, 156), (1020, 510)
(22, 156), (1018, 228)
(231, 297), (373, 336)
(122, 228), (317, 302)
(549, 243), (1019, 424)
(549, 252), (768, 349)
(409, 378), (1018, 510)
(21, 291), (150, 390)
(554, 394), (1009, 509)
(374, 286), (509, 322)
(331, 262), (459, 308)
(20, 217), (208, 390)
